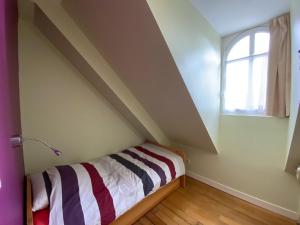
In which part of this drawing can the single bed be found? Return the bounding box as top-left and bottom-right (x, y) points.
(26, 142), (186, 225)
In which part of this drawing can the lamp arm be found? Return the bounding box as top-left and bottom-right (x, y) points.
(22, 137), (54, 149)
(22, 137), (62, 156)
(9, 136), (62, 156)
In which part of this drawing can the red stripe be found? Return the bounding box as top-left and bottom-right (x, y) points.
(81, 163), (115, 225)
(135, 146), (176, 179)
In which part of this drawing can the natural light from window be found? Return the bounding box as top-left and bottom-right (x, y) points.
(223, 29), (270, 115)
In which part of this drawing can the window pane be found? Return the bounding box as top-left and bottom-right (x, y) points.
(254, 32), (270, 55)
(250, 55), (268, 111)
(227, 36), (250, 61)
(224, 60), (249, 111)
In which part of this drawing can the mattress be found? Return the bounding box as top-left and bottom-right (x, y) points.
(31, 143), (185, 225)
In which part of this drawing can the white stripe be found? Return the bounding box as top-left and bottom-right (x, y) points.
(48, 167), (64, 225)
(141, 143), (185, 178)
(71, 164), (101, 225)
(31, 172), (49, 211)
(128, 147), (172, 183)
(118, 152), (161, 192)
(93, 156), (144, 218)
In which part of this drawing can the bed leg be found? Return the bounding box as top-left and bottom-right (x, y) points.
(180, 175), (186, 188)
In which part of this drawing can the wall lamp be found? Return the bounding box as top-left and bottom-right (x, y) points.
(10, 136), (62, 156)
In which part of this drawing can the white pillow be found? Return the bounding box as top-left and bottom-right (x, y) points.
(31, 171), (51, 211)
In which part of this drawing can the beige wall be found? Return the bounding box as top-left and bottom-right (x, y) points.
(178, 16), (300, 213)
(287, 0), (300, 214)
(288, 0), (300, 149)
(146, 0), (221, 151)
(285, 0), (300, 173)
(19, 20), (144, 174)
(175, 115), (300, 212)
(32, 0), (170, 146)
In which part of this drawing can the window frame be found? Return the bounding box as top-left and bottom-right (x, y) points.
(221, 26), (270, 116)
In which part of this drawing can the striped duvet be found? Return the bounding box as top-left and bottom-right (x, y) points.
(32, 143), (185, 225)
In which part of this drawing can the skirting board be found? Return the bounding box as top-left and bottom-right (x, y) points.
(186, 170), (299, 220)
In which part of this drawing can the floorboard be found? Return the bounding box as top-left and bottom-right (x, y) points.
(134, 177), (296, 225)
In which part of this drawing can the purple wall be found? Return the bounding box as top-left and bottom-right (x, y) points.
(0, 0), (25, 224)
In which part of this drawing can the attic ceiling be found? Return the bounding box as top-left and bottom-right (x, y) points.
(190, 0), (290, 36)
(61, 0), (217, 151)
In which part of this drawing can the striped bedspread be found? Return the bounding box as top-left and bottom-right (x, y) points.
(39, 143), (185, 225)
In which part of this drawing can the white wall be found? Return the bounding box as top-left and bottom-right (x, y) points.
(146, 0), (221, 150)
(174, 115), (300, 213)
(19, 20), (144, 174)
(285, 0), (300, 173)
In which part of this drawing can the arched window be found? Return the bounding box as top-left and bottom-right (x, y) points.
(223, 27), (270, 115)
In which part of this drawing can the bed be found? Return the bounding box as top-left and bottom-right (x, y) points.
(26, 142), (186, 225)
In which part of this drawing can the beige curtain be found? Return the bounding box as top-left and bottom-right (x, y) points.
(266, 14), (291, 118)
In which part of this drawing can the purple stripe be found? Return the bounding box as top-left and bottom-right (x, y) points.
(56, 165), (85, 225)
(42, 171), (52, 202)
(122, 149), (167, 186)
(109, 154), (154, 196)
(135, 146), (176, 179)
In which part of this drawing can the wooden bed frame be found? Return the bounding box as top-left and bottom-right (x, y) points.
(26, 143), (186, 225)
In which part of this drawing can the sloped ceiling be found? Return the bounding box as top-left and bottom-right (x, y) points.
(61, 0), (217, 152)
(29, 0), (170, 146)
(191, 0), (290, 36)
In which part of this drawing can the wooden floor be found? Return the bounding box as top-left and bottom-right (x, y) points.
(134, 177), (296, 225)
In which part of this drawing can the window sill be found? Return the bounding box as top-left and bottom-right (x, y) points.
(221, 112), (272, 118)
